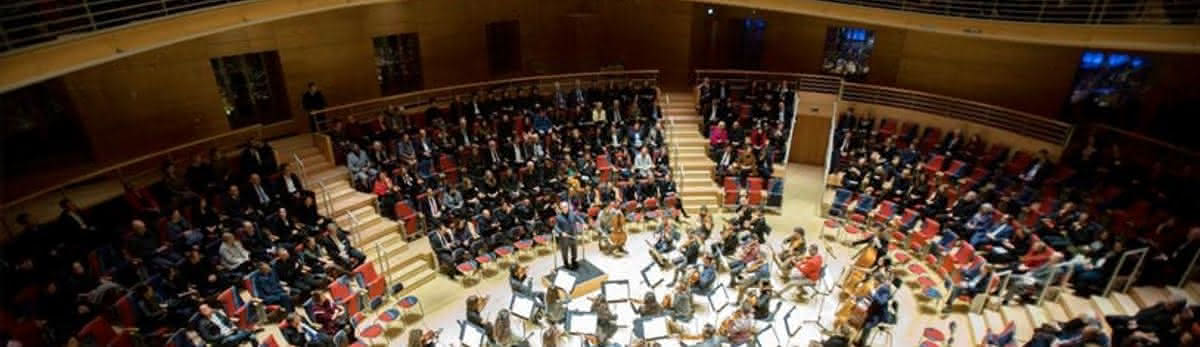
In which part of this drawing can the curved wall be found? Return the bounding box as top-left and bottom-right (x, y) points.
(4, 0), (1199, 204)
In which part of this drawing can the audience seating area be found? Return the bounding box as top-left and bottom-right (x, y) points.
(821, 105), (1200, 346)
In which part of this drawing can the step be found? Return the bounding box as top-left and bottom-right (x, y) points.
(1060, 294), (1103, 320)
(306, 167), (349, 186)
(355, 217), (399, 248)
(1000, 305), (1035, 342)
(299, 151), (327, 166)
(1167, 286), (1200, 305)
(377, 230), (408, 260)
(966, 313), (987, 347)
(319, 191), (375, 217)
(393, 257), (433, 283)
(1129, 286), (1172, 309)
(334, 205), (378, 229)
(1091, 295), (1128, 317)
(1024, 305), (1050, 328)
(676, 152), (711, 160)
(1187, 282), (1200, 300)
(666, 116), (700, 123)
(676, 146), (708, 154)
(317, 183), (358, 203)
(303, 160), (335, 176)
(270, 135), (315, 152)
(1043, 300), (1070, 322)
(983, 310), (1007, 337)
(670, 137), (709, 146)
(1111, 292), (1141, 315)
(682, 178), (715, 188)
(292, 147), (322, 160)
(315, 179), (351, 196)
(679, 161), (714, 170)
(394, 267), (438, 297)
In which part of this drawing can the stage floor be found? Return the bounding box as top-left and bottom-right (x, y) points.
(387, 164), (965, 347)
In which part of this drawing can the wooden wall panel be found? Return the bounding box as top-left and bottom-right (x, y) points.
(53, 0), (694, 165)
(787, 92), (836, 165)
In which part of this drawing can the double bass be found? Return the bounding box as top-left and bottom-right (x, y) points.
(832, 243), (880, 339)
(608, 210), (627, 250)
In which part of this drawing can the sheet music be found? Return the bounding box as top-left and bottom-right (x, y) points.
(512, 295), (536, 319)
(603, 282), (629, 301)
(568, 313), (598, 335)
(642, 316), (669, 340)
(461, 324), (486, 347)
(554, 270), (578, 291)
(756, 325), (782, 347)
(643, 264), (663, 286)
(709, 287), (729, 312)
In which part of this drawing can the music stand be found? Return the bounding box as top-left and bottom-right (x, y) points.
(602, 280), (631, 303)
(782, 305), (803, 337)
(553, 269), (578, 294)
(457, 320), (487, 347)
(640, 263), (665, 288)
(565, 311), (598, 336)
(633, 315), (671, 341)
(508, 293), (538, 321)
(755, 324), (784, 347)
(705, 284), (732, 315)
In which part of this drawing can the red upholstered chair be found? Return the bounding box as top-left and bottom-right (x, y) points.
(353, 261), (388, 310)
(217, 288), (252, 329)
(394, 201), (422, 240)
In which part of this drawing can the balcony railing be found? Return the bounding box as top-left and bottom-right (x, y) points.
(310, 70), (661, 132)
(0, 0), (253, 53)
(695, 69), (1075, 146)
(815, 0), (1199, 24)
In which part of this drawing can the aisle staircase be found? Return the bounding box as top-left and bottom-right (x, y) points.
(662, 91), (719, 214)
(271, 135), (437, 296)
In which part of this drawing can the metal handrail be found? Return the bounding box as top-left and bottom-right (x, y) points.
(663, 94), (686, 191)
(1101, 247), (1148, 296)
(809, 0), (1198, 24)
(346, 209), (361, 247)
(316, 179), (332, 217)
(311, 70), (660, 132)
(1, 0), (254, 53)
(694, 69), (1074, 147)
(1035, 262), (1074, 305)
(291, 152), (306, 183)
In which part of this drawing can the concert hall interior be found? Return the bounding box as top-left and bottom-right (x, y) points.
(2, 0), (1200, 346)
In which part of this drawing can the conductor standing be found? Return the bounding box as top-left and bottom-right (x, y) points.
(554, 202), (579, 270)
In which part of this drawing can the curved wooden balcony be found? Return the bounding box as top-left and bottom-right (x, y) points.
(310, 70), (661, 131)
(695, 69), (1074, 150)
(689, 0), (1200, 53)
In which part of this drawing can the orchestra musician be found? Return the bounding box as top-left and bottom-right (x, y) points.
(588, 293), (620, 343)
(668, 282), (695, 321)
(406, 328), (440, 347)
(653, 216), (680, 253)
(508, 264), (545, 322)
(779, 245), (824, 298)
(691, 256), (718, 294)
(541, 324), (564, 347)
(595, 202), (628, 255)
(717, 306), (755, 345)
(850, 226), (891, 270)
(747, 281), (774, 320)
(490, 309), (526, 347)
(780, 227), (808, 261)
(632, 291), (665, 317)
(728, 240), (769, 292)
(857, 276), (901, 346)
(544, 285), (568, 324)
(466, 294), (491, 336)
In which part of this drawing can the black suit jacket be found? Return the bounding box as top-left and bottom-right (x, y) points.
(195, 312), (239, 345)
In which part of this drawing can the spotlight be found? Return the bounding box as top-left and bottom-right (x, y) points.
(706, 8), (715, 15)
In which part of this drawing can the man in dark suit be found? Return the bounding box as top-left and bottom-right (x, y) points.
(483, 140), (505, 169)
(220, 185), (253, 219)
(429, 225), (461, 279)
(419, 187), (444, 226)
(554, 202), (580, 270)
(282, 313), (336, 347)
(195, 303), (258, 347)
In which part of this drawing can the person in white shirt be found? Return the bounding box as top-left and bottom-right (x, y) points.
(633, 146), (654, 177)
(218, 232), (251, 273)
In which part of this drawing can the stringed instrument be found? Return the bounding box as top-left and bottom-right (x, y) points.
(609, 211), (627, 249)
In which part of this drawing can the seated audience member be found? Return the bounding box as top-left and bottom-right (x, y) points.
(941, 264), (994, 314)
(282, 313), (336, 347)
(195, 303), (258, 347)
(309, 290), (353, 338)
(251, 262), (295, 312)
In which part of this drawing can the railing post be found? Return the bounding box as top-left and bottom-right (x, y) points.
(1178, 249), (1200, 288)
(1123, 248), (1150, 293)
(83, 0), (99, 30)
(292, 152), (307, 183)
(1035, 265), (1062, 305)
(1102, 249), (1136, 297)
(160, 0), (168, 16)
(1037, 0), (1047, 22)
